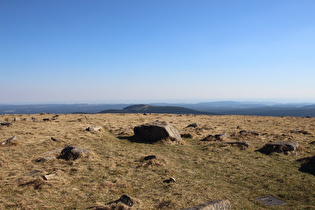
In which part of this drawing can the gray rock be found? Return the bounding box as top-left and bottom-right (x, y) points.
(183, 200), (231, 210)
(222, 141), (249, 148)
(239, 130), (259, 136)
(36, 156), (56, 163)
(202, 133), (227, 141)
(258, 141), (299, 155)
(133, 121), (182, 143)
(106, 194), (135, 207)
(58, 146), (90, 160)
(2, 136), (18, 146)
(299, 155), (315, 175)
(187, 123), (198, 128)
(87, 126), (102, 132)
(0, 121), (13, 126)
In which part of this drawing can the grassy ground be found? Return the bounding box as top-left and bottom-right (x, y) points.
(0, 113), (314, 209)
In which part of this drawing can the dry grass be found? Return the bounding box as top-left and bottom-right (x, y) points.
(0, 113), (315, 209)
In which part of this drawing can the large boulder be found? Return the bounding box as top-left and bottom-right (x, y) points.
(258, 141), (299, 155)
(133, 121), (182, 143)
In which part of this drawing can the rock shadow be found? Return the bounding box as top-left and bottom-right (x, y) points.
(298, 156), (315, 175)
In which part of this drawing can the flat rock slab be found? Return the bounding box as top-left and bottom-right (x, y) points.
(255, 195), (287, 206)
(183, 200), (231, 210)
(133, 121), (182, 143)
(258, 141), (299, 155)
(58, 146), (90, 160)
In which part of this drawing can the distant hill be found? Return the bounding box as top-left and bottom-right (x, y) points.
(99, 104), (213, 115)
(0, 104), (130, 115)
(1, 101), (314, 117)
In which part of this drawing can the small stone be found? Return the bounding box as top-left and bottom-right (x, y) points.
(2, 136), (18, 146)
(239, 130), (259, 136)
(0, 121), (13, 126)
(36, 156), (56, 163)
(143, 155), (157, 161)
(222, 141), (249, 148)
(187, 123), (198, 128)
(117, 195), (134, 207)
(51, 137), (60, 142)
(87, 126), (102, 132)
(58, 146), (90, 160)
(163, 177), (176, 183)
(202, 133), (227, 141)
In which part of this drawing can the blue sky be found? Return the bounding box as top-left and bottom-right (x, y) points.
(1, 0), (315, 104)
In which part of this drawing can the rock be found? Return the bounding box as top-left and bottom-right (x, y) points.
(0, 121), (13, 127)
(58, 146), (90, 160)
(42, 170), (63, 181)
(222, 141), (249, 148)
(163, 177), (176, 183)
(43, 118), (51, 122)
(106, 194), (135, 207)
(87, 126), (102, 132)
(1, 136), (18, 146)
(290, 129), (310, 135)
(239, 130), (259, 136)
(133, 121), (182, 143)
(202, 133), (227, 141)
(143, 155), (157, 161)
(183, 200), (231, 210)
(310, 141), (315, 145)
(258, 141), (299, 155)
(181, 133), (193, 138)
(299, 155), (315, 175)
(14, 117), (20, 121)
(50, 137), (60, 142)
(187, 123), (198, 128)
(36, 156), (56, 163)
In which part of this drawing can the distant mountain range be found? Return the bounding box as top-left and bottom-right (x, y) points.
(98, 104), (213, 115)
(0, 101), (315, 117)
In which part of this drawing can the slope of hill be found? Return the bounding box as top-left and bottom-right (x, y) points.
(99, 104), (213, 115)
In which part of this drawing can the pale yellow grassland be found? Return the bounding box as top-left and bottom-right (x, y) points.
(0, 113), (314, 209)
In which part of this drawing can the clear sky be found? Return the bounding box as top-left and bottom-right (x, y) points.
(1, 0), (315, 104)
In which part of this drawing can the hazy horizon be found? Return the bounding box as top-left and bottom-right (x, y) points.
(1, 97), (315, 106)
(1, 1), (314, 104)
